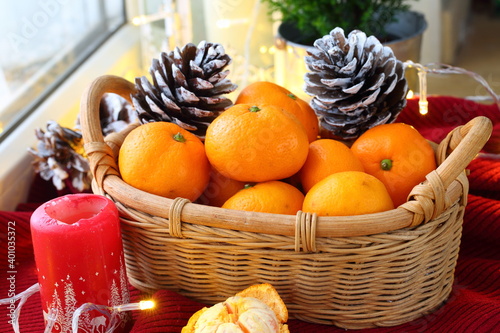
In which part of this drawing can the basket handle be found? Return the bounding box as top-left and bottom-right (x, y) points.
(401, 116), (493, 226)
(79, 75), (494, 238)
(80, 75), (137, 189)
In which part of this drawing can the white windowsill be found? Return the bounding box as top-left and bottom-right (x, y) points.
(0, 24), (140, 211)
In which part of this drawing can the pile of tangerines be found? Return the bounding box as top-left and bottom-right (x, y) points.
(118, 81), (436, 216)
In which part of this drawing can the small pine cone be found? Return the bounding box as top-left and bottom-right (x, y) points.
(76, 93), (138, 135)
(99, 93), (138, 135)
(29, 121), (90, 191)
(132, 41), (238, 139)
(304, 27), (408, 141)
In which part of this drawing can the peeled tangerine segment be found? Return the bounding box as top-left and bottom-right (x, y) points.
(183, 283), (289, 333)
(193, 296), (280, 333)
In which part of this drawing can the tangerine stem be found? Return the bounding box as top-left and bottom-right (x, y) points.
(287, 93), (297, 100)
(249, 106), (261, 112)
(380, 159), (393, 171)
(173, 132), (186, 143)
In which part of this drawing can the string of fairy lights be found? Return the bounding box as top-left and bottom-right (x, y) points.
(129, 2), (500, 116)
(0, 283), (154, 333)
(405, 60), (500, 116)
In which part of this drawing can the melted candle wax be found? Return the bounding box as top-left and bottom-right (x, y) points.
(30, 194), (130, 333)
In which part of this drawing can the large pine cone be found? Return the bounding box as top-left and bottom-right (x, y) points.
(132, 41), (237, 139)
(304, 28), (408, 140)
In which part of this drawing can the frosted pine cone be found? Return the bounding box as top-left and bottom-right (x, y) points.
(304, 27), (408, 140)
(132, 41), (237, 139)
(29, 121), (90, 191)
(76, 93), (138, 135)
(99, 93), (138, 135)
(36, 95), (137, 192)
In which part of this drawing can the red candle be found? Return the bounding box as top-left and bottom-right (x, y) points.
(30, 194), (130, 332)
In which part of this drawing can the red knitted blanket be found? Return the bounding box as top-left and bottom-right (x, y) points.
(1, 96), (499, 332)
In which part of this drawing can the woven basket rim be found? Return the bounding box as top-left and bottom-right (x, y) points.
(95, 172), (466, 238)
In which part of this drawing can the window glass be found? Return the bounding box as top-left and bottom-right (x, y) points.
(0, 0), (125, 142)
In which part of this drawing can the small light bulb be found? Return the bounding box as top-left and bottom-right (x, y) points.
(406, 90), (414, 99)
(417, 65), (428, 115)
(111, 300), (155, 312)
(419, 100), (429, 115)
(139, 300), (155, 310)
(131, 16), (144, 26)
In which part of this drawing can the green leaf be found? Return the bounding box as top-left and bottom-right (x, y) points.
(262, 0), (416, 42)
(173, 132), (187, 143)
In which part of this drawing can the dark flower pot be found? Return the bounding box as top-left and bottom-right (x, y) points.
(275, 11), (427, 94)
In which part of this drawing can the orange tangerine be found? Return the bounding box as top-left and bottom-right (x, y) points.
(205, 103), (309, 182)
(351, 122), (437, 206)
(222, 181), (304, 215)
(302, 171), (394, 216)
(235, 81), (319, 142)
(118, 122), (210, 201)
(299, 139), (364, 193)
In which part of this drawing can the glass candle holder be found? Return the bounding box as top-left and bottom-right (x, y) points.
(30, 194), (130, 333)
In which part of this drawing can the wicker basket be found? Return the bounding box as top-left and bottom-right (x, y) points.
(80, 75), (493, 329)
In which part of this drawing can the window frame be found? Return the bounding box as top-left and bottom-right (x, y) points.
(0, 1), (141, 210)
(0, 0), (127, 144)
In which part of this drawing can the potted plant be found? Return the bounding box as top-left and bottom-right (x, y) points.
(263, 0), (425, 47)
(263, 0), (426, 97)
